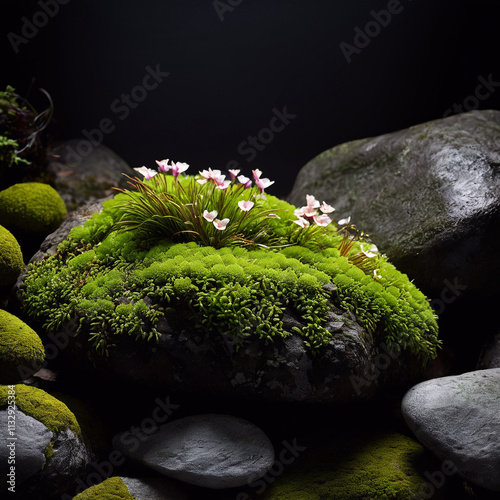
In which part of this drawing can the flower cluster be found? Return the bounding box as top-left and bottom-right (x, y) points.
(293, 194), (335, 228)
(113, 159), (280, 249)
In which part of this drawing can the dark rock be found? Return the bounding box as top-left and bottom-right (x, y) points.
(48, 140), (136, 211)
(114, 414), (275, 489)
(287, 110), (500, 299)
(401, 368), (500, 492)
(120, 476), (189, 500)
(477, 333), (500, 369)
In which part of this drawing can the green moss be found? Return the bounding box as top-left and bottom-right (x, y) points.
(0, 224), (24, 286)
(0, 384), (81, 435)
(0, 182), (67, 233)
(73, 477), (138, 499)
(262, 433), (443, 500)
(19, 192), (440, 362)
(0, 309), (45, 383)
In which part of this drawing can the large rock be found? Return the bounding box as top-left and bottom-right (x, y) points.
(0, 384), (92, 499)
(288, 110), (500, 298)
(401, 368), (500, 492)
(113, 414), (275, 489)
(14, 200), (432, 405)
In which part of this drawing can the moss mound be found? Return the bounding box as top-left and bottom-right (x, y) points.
(0, 309), (45, 383)
(0, 182), (66, 233)
(73, 477), (138, 499)
(0, 224), (24, 286)
(262, 432), (444, 500)
(0, 384), (81, 435)
(19, 191), (440, 362)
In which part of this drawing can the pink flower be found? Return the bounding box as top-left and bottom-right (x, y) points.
(134, 166), (158, 180)
(302, 206), (318, 218)
(252, 169), (275, 193)
(216, 179), (231, 190)
(320, 202), (335, 214)
(306, 194), (320, 210)
(199, 168), (228, 188)
(155, 159), (170, 173)
(228, 169), (240, 179)
(170, 161), (189, 179)
(313, 214), (332, 227)
(237, 175), (252, 189)
(238, 200), (254, 211)
(203, 210), (217, 222)
(294, 207), (305, 217)
(293, 216), (310, 228)
(213, 218), (229, 230)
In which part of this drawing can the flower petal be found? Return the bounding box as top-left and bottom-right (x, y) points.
(213, 218), (229, 230)
(203, 210), (217, 222)
(134, 166), (158, 180)
(238, 200), (254, 211)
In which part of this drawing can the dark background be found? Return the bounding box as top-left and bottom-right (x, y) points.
(2, 0), (499, 198)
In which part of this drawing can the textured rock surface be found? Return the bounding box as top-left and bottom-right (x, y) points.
(114, 414), (275, 489)
(477, 333), (500, 369)
(120, 476), (191, 499)
(402, 368), (500, 491)
(288, 110), (500, 298)
(48, 140), (136, 211)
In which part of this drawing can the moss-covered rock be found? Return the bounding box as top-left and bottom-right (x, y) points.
(0, 224), (24, 286)
(261, 432), (448, 500)
(0, 309), (44, 383)
(73, 477), (138, 500)
(0, 182), (66, 233)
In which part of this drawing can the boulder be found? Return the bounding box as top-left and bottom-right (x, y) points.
(0, 384), (92, 499)
(477, 332), (500, 369)
(48, 140), (136, 211)
(401, 368), (500, 492)
(0, 309), (45, 383)
(287, 110), (500, 298)
(113, 414), (275, 489)
(0, 224), (24, 287)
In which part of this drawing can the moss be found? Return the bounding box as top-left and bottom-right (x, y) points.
(262, 433), (443, 500)
(0, 384), (81, 436)
(0, 309), (45, 383)
(0, 224), (24, 286)
(0, 182), (67, 233)
(20, 192), (440, 362)
(73, 476), (138, 499)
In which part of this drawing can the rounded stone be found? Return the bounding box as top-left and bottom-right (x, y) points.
(0, 224), (24, 287)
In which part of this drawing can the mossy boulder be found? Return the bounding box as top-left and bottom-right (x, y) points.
(0, 224), (24, 286)
(0, 309), (45, 383)
(72, 477), (139, 500)
(0, 384), (91, 499)
(260, 432), (448, 500)
(0, 182), (67, 233)
(16, 194), (440, 403)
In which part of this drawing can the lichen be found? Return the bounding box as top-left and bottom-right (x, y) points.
(0, 309), (45, 383)
(0, 182), (67, 233)
(0, 224), (24, 287)
(19, 192), (440, 362)
(72, 477), (138, 500)
(261, 432), (442, 500)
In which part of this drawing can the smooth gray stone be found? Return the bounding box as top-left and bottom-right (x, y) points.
(402, 368), (500, 491)
(0, 407), (53, 484)
(120, 476), (189, 500)
(115, 414), (275, 489)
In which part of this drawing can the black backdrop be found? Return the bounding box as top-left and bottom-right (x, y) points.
(2, 0), (499, 197)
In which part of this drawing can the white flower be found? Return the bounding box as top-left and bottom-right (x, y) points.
(373, 269), (382, 280)
(313, 214), (332, 227)
(134, 166), (158, 180)
(360, 243), (379, 258)
(155, 159), (170, 172)
(238, 200), (254, 211)
(203, 210), (217, 222)
(306, 194), (320, 209)
(228, 169), (240, 179)
(337, 216), (351, 226)
(213, 218), (229, 230)
(320, 202), (335, 214)
(293, 216), (310, 228)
